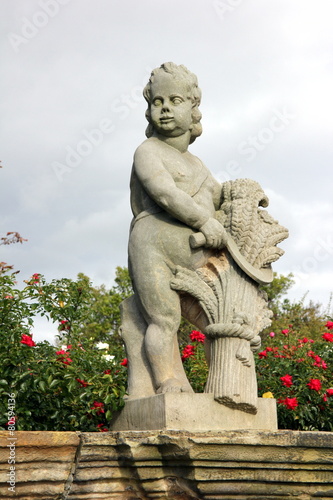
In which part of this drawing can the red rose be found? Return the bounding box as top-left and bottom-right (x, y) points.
(189, 330), (205, 343)
(181, 345), (196, 360)
(322, 332), (333, 342)
(258, 350), (267, 359)
(307, 379), (322, 391)
(278, 397), (298, 410)
(76, 378), (88, 387)
(120, 358), (128, 367)
(62, 357), (72, 365)
(280, 374), (293, 387)
(91, 401), (105, 415)
(20, 334), (36, 347)
(325, 321), (333, 330)
(97, 423), (108, 432)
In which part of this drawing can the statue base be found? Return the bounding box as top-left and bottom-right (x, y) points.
(110, 393), (277, 431)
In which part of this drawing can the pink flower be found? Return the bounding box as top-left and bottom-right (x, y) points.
(322, 332), (333, 342)
(269, 332), (275, 337)
(120, 358), (128, 367)
(181, 344), (196, 360)
(20, 334), (36, 347)
(280, 374), (293, 387)
(325, 321), (333, 330)
(307, 379), (322, 391)
(189, 330), (205, 343)
(27, 273), (40, 285)
(281, 329), (289, 335)
(278, 397), (298, 410)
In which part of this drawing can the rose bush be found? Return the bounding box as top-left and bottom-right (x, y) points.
(256, 322), (333, 431)
(0, 267), (127, 431)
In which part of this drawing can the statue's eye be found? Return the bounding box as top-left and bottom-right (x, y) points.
(153, 98), (162, 106)
(172, 97), (183, 105)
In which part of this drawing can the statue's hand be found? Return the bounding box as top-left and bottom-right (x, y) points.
(199, 218), (228, 248)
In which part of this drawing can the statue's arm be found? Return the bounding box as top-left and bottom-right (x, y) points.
(134, 146), (210, 230)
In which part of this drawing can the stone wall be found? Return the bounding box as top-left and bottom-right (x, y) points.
(1, 430), (333, 499)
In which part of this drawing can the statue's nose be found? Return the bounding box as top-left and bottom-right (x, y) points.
(162, 101), (170, 112)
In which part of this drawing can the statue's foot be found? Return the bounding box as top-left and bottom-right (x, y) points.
(156, 377), (194, 394)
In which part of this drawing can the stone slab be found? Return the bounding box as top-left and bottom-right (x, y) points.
(110, 393), (277, 431)
(1, 430), (333, 499)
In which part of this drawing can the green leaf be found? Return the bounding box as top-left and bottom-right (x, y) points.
(39, 380), (46, 392)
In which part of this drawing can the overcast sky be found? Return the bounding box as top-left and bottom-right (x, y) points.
(1, 0), (333, 342)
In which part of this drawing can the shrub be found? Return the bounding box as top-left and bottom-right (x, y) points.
(0, 269), (126, 431)
(256, 322), (333, 431)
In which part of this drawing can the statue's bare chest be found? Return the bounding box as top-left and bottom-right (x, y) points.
(161, 152), (203, 188)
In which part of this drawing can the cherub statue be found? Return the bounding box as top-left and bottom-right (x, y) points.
(120, 63), (288, 411)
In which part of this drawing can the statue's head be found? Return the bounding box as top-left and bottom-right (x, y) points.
(143, 62), (202, 144)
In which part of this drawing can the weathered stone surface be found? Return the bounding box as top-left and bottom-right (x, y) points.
(1, 430), (333, 498)
(0, 431), (79, 499)
(110, 393), (277, 431)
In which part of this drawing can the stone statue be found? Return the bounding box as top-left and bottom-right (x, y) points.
(119, 62), (288, 415)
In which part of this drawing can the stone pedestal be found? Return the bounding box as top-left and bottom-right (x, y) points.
(110, 393), (277, 431)
(2, 429), (333, 499)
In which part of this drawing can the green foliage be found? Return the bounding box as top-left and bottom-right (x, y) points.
(261, 272), (294, 308)
(79, 267), (133, 344)
(0, 266), (127, 431)
(261, 273), (326, 342)
(1, 252), (332, 433)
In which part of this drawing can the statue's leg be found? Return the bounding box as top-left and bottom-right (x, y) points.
(133, 264), (193, 394)
(119, 295), (155, 399)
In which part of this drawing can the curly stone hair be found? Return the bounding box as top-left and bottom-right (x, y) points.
(143, 62), (202, 144)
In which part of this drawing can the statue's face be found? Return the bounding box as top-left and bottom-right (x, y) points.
(150, 73), (193, 137)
